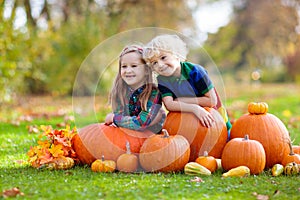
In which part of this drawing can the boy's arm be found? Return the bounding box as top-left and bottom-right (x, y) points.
(162, 96), (214, 128)
(175, 88), (217, 107)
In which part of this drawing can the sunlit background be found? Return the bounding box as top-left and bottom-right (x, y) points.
(1, 0), (300, 104)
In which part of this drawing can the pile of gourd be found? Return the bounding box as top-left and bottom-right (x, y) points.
(71, 102), (300, 176)
(184, 102), (300, 177)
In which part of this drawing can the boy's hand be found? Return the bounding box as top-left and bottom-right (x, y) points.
(193, 106), (215, 128)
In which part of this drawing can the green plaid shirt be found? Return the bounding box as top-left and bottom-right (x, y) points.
(113, 85), (165, 133)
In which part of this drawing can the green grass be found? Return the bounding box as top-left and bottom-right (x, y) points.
(1, 83), (300, 199)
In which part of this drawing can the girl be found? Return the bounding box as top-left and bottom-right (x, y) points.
(105, 45), (165, 134)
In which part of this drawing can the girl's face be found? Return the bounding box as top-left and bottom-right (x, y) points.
(120, 52), (147, 90)
(149, 51), (181, 77)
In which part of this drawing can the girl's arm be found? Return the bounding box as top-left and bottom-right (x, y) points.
(149, 108), (165, 126)
(113, 90), (164, 131)
(162, 96), (214, 128)
(175, 88), (217, 107)
(105, 113), (114, 125)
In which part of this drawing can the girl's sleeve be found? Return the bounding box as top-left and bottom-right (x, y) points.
(113, 90), (163, 131)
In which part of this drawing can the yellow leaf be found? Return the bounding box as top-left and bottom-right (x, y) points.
(49, 144), (64, 158)
(282, 110), (292, 118)
(38, 140), (50, 148)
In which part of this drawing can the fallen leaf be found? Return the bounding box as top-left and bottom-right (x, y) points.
(14, 160), (25, 165)
(56, 122), (66, 128)
(19, 115), (33, 122)
(49, 144), (64, 158)
(1, 187), (24, 198)
(190, 176), (204, 183)
(65, 171), (73, 175)
(64, 115), (75, 122)
(273, 190), (280, 196)
(252, 192), (269, 200)
(10, 120), (20, 126)
(256, 194), (269, 200)
(282, 110), (292, 118)
(27, 125), (39, 134)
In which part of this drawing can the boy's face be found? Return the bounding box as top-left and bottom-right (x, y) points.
(149, 51), (181, 77)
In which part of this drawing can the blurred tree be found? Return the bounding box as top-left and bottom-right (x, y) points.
(1, 0), (197, 101)
(284, 35), (300, 82)
(0, 1), (31, 104)
(204, 0), (299, 82)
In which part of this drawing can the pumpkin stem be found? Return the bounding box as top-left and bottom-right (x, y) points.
(203, 151), (208, 157)
(162, 129), (169, 138)
(244, 135), (249, 140)
(101, 155), (105, 161)
(125, 141), (131, 154)
(288, 139), (295, 155)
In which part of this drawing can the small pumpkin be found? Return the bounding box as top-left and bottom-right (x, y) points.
(292, 145), (300, 155)
(284, 162), (299, 175)
(221, 135), (266, 175)
(230, 102), (290, 168)
(195, 151), (217, 173)
(247, 102), (268, 115)
(139, 129), (190, 172)
(91, 155), (116, 172)
(281, 140), (300, 166)
(117, 141), (139, 173)
(163, 108), (228, 161)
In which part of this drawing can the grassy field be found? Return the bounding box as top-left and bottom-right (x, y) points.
(0, 83), (299, 199)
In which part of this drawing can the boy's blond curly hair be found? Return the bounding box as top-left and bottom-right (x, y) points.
(143, 34), (189, 64)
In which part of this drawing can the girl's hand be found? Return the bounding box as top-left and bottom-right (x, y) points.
(109, 123), (117, 127)
(193, 106), (215, 128)
(105, 113), (114, 125)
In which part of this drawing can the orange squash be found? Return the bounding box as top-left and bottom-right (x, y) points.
(230, 102), (290, 168)
(221, 135), (266, 175)
(163, 108), (227, 161)
(116, 141), (139, 173)
(72, 123), (153, 165)
(139, 129), (190, 172)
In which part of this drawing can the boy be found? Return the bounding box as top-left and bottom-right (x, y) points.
(143, 34), (231, 131)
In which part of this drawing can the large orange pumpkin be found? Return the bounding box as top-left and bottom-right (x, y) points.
(230, 102), (290, 168)
(163, 108), (228, 161)
(72, 123), (153, 165)
(139, 129), (190, 172)
(72, 134), (96, 165)
(221, 135), (266, 175)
